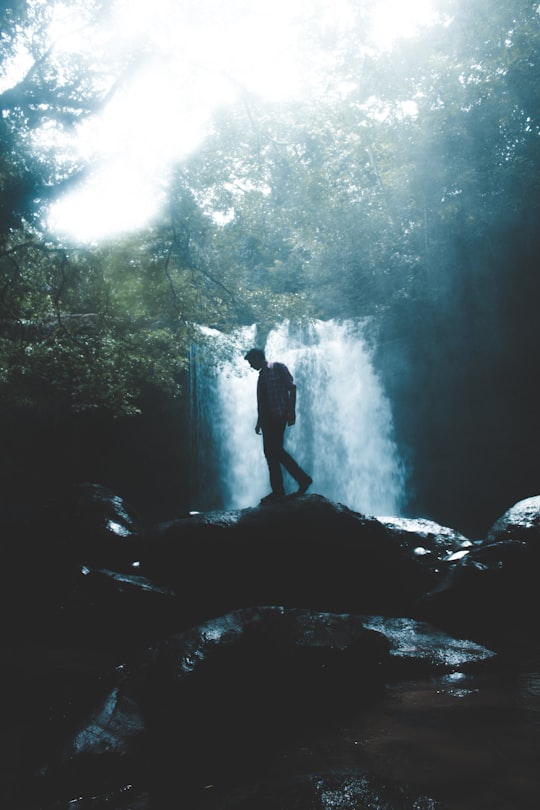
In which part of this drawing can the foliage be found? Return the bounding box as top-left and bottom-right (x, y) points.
(0, 1), (110, 232)
(1, 0), (540, 472)
(0, 227), (192, 414)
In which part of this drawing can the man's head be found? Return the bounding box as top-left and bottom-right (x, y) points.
(244, 348), (266, 370)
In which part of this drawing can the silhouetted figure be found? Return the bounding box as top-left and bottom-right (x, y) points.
(244, 348), (312, 503)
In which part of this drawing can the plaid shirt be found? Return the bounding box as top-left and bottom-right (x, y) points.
(257, 362), (294, 422)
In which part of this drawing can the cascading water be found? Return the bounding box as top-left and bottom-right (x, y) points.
(190, 319), (407, 517)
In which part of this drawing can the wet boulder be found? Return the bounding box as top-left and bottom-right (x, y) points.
(130, 495), (465, 625)
(183, 769), (448, 810)
(49, 564), (179, 651)
(48, 482), (142, 568)
(135, 605), (392, 791)
(1, 643), (121, 809)
(358, 615), (497, 678)
(0, 483), (146, 644)
(1, 487), (538, 810)
(26, 605), (497, 808)
(418, 496), (540, 644)
(485, 495), (540, 544)
(25, 606), (389, 805)
(377, 515), (473, 567)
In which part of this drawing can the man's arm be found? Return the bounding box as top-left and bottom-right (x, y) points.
(287, 383), (296, 425)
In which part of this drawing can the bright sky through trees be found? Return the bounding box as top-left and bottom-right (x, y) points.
(44, 0), (438, 243)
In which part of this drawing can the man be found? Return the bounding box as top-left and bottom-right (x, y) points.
(244, 348), (312, 503)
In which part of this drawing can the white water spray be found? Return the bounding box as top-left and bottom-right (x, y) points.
(190, 319), (407, 517)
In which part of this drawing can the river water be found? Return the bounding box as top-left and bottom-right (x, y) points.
(243, 640), (540, 809)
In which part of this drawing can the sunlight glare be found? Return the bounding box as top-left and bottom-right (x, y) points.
(369, 0), (438, 50)
(44, 0), (436, 243)
(48, 163), (167, 243)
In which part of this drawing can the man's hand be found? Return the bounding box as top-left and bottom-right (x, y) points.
(287, 413), (296, 426)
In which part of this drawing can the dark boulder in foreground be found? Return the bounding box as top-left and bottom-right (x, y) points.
(4, 485), (540, 645)
(7, 484), (538, 649)
(124, 494), (474, 629)
(419, 495), (540, 644)
(2, 484), (540, 809)
(180, 770), (448, 810)
(27, 605), (495, 809)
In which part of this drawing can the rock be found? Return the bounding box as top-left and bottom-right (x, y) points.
(132, 606), (393, 796)
(0, 643), (120, 808)
(486, 495), (540, 543)
(378, 515), (473, 561)
(2, 485), (539, 810)
(418, 496), (540, 644)
(51, 482), (142, 568)
(49, 565), (179, 651)
(177, 769), (448, 810)
(358, 615), (497, 677)
(27, 605), (496, 807)
(130, 495), (459, 626)
(26, 606), (390, 805)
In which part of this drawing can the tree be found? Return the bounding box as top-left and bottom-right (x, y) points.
(0, 0), (158, 236)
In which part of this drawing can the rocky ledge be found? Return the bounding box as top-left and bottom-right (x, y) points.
(1, 486), (539, 809)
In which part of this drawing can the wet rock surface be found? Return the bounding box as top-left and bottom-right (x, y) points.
(1, 486), (539, 809)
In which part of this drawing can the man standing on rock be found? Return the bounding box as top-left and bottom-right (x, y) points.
(244, 348), (312, 504)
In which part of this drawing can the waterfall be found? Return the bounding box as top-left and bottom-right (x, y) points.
(190, 319), (407, 517)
